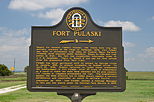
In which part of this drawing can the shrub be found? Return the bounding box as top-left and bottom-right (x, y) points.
(0, 64), (12, 76)
(126, 76), (128, 80)
(24, 66), (29, 72)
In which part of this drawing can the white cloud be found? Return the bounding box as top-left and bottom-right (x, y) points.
(95, 19), (104, 26)
(152, 16), (154, 20)
(125, 47), (154, 71)
(138, 47), (154, 63)
(125, 58), (135, 62)
(0, 27), (30, 70)
(123, 41), (136, 48)
(8, 0), (88, 11)
(104, 20), (140, 32)
(36, 8), (65, 25)
(145, 47), (154, 57)
(8, 0), (88, 25)
(139, 47), (154, 58)
(123, 41), (136, 55)
(37, 8), (64, 19)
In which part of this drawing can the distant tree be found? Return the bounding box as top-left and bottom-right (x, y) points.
(24, 66), (29, 72)
(0, 64), (12, 76)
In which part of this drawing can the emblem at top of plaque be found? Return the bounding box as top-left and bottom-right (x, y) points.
(66, 9), (87, 31)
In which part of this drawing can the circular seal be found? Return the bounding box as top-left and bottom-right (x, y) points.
(66, 9), (87, 31)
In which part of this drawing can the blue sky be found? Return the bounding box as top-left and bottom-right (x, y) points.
(0, 0), (154, 71)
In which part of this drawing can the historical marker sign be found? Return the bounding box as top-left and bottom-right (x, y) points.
(27, 7), (126, 93)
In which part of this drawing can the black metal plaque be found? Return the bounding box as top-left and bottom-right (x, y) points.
(27, 7), (126, 93)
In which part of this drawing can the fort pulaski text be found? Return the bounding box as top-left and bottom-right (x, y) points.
(52, 31), (102, 37)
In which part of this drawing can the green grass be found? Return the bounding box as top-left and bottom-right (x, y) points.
(127, 72), (154, 80)
(0, 88), (68, 102)
(0, 72), (27, 81)
(13, 72), (26, 75)
(84, 80), (154, 102)
(0, 80), (154, 102)
(0, 81), (26, 89)
(0, 72), (26, 88)
(0, 77), (26, 81)
(0, 72), (154, 102)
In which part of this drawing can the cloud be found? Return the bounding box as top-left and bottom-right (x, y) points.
(123, 41), (136, 48)
(36, 8), (65, 25)
(8, 0), (88, 25)
(145, 47), (154, 57)
(138, 47), (154, 63)
(123, 41), (136, 55)
(8, 0), (88, 11)
(125, 57), (135, 62)
(125, 47), (154, 71)
(0, 27), (30, 70)
(95, 19), (104, 26)
(104, 20), (140, 32)
(138, 47), (154, 58)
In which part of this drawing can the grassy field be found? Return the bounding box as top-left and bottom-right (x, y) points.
(127, 72), (154, 80)
(0, 72), (154, 102)
(0, 72), (26, 88)
(0, 81), (25, 89)
(0, 72), (26, 81)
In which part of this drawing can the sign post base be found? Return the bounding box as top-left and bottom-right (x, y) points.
(57, 92), (96, 102)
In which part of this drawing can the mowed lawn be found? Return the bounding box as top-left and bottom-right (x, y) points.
(0, 81), (25, 89)
(127, 72), (154, 80)
(0, 72), (26, 89)
(0, 72), (154, 102)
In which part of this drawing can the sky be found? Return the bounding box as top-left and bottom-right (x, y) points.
(0, 0), (154, 71)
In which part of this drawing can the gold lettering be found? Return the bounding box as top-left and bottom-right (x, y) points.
(74, 31), (102, 36)
(52, 31), (70, 36)
(52, 31), (102, 37)
(35, 46), (118, 87)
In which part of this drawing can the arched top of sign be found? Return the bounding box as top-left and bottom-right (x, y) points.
(52, 7), (104, 30)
